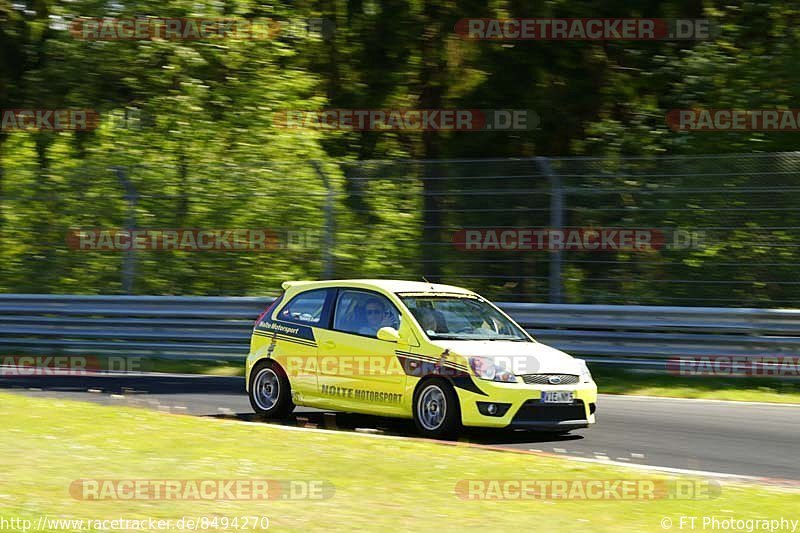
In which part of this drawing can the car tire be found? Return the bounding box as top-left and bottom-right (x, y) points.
(249, 360), (295, 419)
(412, 378), (461, 440)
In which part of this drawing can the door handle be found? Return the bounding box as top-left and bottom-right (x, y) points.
(322, 340), (336, 349)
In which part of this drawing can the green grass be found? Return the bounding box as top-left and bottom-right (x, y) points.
(138, 358), (244, 376)
(592, 365), (800, 404)
(0, 393), (798, 532)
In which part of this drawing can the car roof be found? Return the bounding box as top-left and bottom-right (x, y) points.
(281, 279), (475, 296)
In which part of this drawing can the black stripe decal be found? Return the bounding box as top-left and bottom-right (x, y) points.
(253, 331), (317, 347)
(395, 351), (469, 371)
(395, 354), (487, 396)
(450, 375), (488, 396)
(274, 333), (317, 347)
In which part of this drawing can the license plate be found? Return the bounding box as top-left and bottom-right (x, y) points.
(541, 391), (574, 403)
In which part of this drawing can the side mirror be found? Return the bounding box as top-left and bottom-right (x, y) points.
(377, 326), (401, 343)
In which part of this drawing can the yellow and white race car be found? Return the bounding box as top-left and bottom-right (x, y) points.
(246, 280), (597, 439)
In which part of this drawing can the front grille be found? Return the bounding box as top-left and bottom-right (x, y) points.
(519, 373), (579, 385)
(513, 400), (586, 423)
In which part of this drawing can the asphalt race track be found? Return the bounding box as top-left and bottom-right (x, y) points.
(2, 372), (799, 481)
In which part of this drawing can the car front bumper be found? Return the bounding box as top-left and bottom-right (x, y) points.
(455, 378), (598, 429)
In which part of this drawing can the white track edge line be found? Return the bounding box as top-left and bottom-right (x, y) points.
(601, 393), (800, 407)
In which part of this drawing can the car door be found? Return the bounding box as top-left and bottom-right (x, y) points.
(314, 288), (411, 416)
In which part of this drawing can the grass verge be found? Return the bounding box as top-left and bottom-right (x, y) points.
(95, 357), (800, 405)
(136, 358), (244, 376)
(591, 365), (800, 404)
(5, 352), (798, 404)
(0, 392), (798, 532)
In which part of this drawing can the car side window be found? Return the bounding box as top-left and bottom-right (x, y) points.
(278, 289), (329, 325)
(333, 289), (400, 338)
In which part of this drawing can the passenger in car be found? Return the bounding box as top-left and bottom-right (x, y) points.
(415, 308), (438, 334)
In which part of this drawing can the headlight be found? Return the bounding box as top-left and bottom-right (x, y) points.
(468, 356), (518, 383)
(576, 359), (593, 383)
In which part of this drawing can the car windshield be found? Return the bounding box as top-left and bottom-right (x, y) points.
(399, 294), (530, 341)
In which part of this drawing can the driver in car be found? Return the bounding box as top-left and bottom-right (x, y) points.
(358, 298), (391, 336)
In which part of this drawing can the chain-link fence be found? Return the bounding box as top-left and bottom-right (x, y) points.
(1, 153), (799, 306)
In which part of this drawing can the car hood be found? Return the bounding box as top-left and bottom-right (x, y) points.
(429, 339), (581, 375)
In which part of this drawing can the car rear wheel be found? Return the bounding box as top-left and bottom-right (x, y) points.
(413, 379), (461, 440)
(249, 360), (294, 419)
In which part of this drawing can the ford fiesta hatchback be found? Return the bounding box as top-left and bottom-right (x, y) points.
(246, 280), (597, 439)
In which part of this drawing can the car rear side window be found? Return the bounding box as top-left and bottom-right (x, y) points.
(279, 289), (329, 325)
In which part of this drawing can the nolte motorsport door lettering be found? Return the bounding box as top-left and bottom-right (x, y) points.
(319, 384), (402, 404)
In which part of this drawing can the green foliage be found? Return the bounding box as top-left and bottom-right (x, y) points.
(1, 1), (798, 304)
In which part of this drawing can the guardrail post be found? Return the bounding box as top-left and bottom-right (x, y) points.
(312, 161), (335, 279)
(115, 166), (138, 294)
(537, 157), (563, 304)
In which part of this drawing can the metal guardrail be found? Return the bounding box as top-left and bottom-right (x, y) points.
(0, 294), (270, 360)
(1, 294), (799, 365)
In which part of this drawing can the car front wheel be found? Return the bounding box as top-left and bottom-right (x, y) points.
(412, 379), (461, 440)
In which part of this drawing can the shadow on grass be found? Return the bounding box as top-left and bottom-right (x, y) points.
(208, 410), (584, 446)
